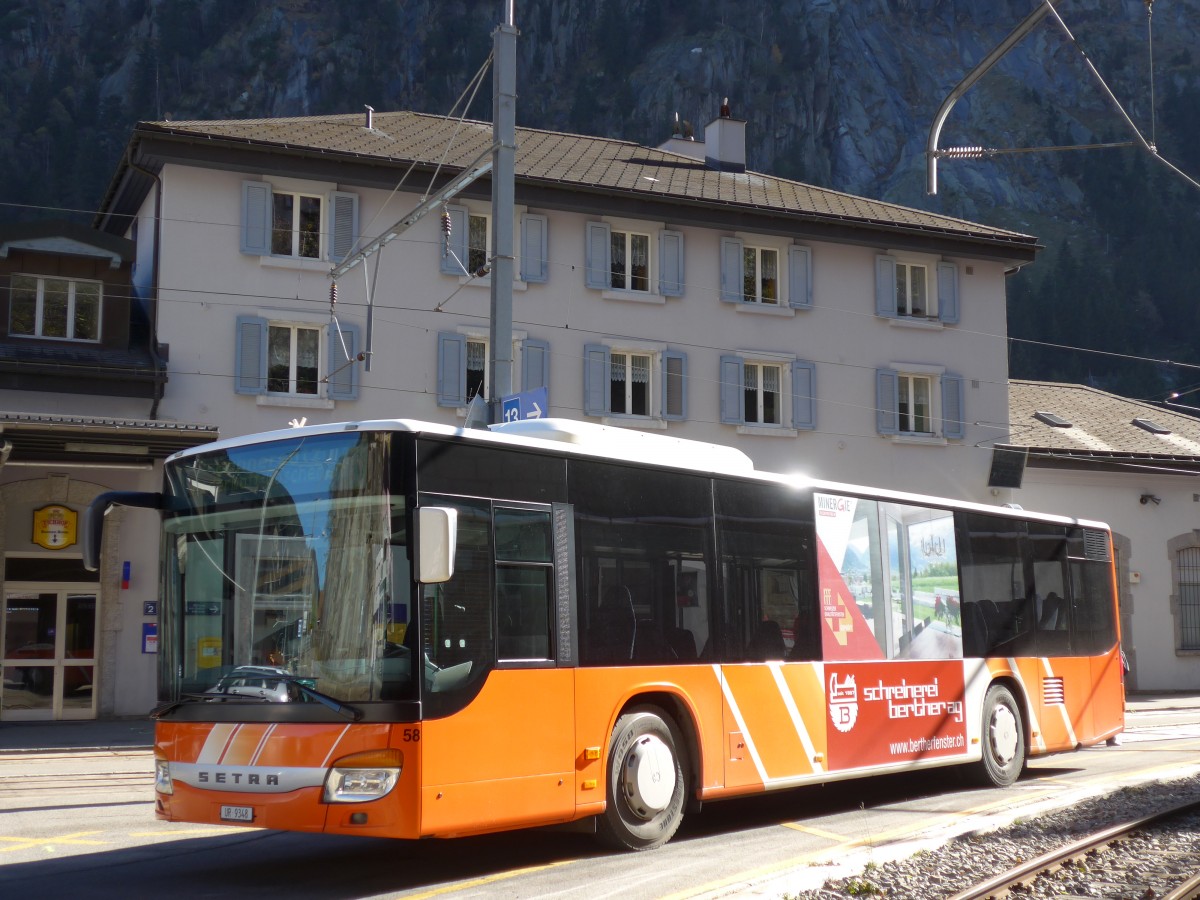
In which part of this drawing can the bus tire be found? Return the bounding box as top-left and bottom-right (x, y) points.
(596, 707), (687, 851)
(978, 683), (1025, 787)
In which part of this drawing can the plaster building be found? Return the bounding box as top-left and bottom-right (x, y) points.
(1, 107), (1047, 720)
(1010, 379), (1200, 691)
(0, 222), (216, 721)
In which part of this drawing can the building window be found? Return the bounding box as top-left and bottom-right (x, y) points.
(268, 323), (321, 395)
(1175, 544), (1200, 651)
(235, 315), (360, 401)
(584, 344), (687, 421)
(742, 246), (779, 304)
(610, 230), (650, 292)
(9, 274), (102, 342)
(720, 238), (812, 309)
(897, 373), (933, 434)
(465, 338), (487, 403)
(584, 222), (684, 298)
(875, 254), (959, 324)
(895, 262), (927, 317)
(468, 214), (489, 274)
(743, 362), (781, 424)
(610, 352), (651, 416)
(875, 367), (964, 439)
(272, 192), (322, 259)
(438, 332), (549, 409)
(241, 181), (358, 262)
(719, 354), (816, 431)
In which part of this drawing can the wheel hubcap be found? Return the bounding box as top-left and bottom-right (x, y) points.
(989, 704), (1019, 765)
(621, 734), (676, 818)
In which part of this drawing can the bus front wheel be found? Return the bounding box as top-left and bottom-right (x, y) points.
(978, 683), (1025, 787)
(597, 707), (687, 851)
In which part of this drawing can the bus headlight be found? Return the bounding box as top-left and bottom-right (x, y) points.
(155, 758), (174, 795)
(323, 748), (403, 803)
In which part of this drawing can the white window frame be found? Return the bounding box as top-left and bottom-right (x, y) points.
(271, 189), (324, 260)
(266, 321), (324, 398)
(609, 228), (653, 293)
(743, 360), (783, 424)
(894, 259), (931, 318)
(741, 245), (780, 305)
(897, 372), (934, 435)
(608, 349), (654, 417)
(8, 274), (103, 342)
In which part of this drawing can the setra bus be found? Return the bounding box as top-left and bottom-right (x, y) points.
(84, 417), (1124, 850)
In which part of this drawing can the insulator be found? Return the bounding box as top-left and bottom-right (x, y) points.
(440, 210), (452, 237)
(329, 282), (338, 307)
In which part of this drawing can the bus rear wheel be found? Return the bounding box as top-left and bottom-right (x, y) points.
(978, 683), (1025, 787)
(596, 707), (687, 851)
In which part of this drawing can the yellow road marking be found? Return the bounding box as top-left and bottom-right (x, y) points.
(399, 860), (576, 899)
(782, 823), (848, 841)
(0, 830), (107, 852)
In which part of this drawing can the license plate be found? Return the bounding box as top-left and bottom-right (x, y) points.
(220, 805), (254, 823)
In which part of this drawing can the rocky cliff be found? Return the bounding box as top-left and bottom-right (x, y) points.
(3, 0), (1198, 396)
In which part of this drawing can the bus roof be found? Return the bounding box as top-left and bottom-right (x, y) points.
(165, 417), (1110, 532)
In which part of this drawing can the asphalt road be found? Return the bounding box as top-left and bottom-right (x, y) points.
(1, 699), (1198, 899)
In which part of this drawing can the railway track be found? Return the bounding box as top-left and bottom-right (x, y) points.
(946, 798), (1200, 900)
(791, 775), (1200, 899)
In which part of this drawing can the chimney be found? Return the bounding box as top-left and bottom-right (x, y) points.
(364, 104), (374, 130)
(703, 97), (745, 173)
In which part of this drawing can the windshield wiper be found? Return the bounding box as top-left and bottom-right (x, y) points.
(149, 693), (215, 719)
(149, 683), (362, 721)
(286, 679), (363, 721)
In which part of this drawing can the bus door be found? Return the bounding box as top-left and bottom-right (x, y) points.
(716, 480), (824, 791)
(417, 499), (576, 835)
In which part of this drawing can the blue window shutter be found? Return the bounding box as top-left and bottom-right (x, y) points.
(658, 229), (684, 297)
(719, 354), (744, 423)
(522, 337), (550, 391)
(876, 368), (899, 434)
(584, 222), (610, 289)
(329, 191), (359, 263)
(941, 373), (965, 439)
(437, 332), (467, 406)
(234, 315), (268, 395)
(788, 244), (813, 310)
(327, 321), (360, 401)
(937, 261), (960, 324)
(792, 360), (816, 430)
(719, 237), (744, 303)
(875, 254), (897, 317)
(663, 349), (687, 421)
(240, 181), (271, 256)
(583, 343), (610, 416)
(440, 205), (469, 275)
(520, 214), (549, 283)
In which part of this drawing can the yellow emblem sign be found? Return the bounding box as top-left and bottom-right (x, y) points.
(32, 505), (78, 550)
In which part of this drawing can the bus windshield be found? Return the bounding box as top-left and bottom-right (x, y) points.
(159, 430), (414, 706)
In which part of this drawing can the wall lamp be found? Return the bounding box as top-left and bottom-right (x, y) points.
(1140, 494), (1161, 506)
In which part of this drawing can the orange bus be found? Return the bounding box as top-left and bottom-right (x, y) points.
(85, 417), (1124, 850)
